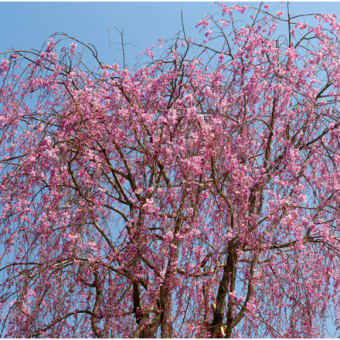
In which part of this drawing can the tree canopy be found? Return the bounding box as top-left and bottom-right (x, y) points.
(0, 3), (339, 338)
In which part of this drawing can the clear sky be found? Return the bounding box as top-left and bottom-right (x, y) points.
(0, 1), (339, 67)
(0, 0), (339, 337)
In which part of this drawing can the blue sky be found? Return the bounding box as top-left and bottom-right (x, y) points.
(0, 1), (339, 67)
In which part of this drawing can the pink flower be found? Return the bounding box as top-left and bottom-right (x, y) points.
(222, 6), (232, 15)
(229, 291), (237, 300)
(286, 47), (297, 61)
(145, 48), (154, 59)
(46, 37), (55, 52)
(196, 19), (210, 28)
(184, 94), (193, 102)
(226, 232), (233, 241)
(70, 43), (77, 55)
(219, 20), (229, 26)
(295, 22), (307, 30)
(143, 198), (157, 213)
(67, 233), (80, 241)
(232, 5), (247, 14)
(0, 59), (9, 73)
(276, 11), (284, 17)
(135, 187), (143, 195)
(164, 231), (173, 242)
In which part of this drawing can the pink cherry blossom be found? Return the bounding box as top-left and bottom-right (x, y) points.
(0, 3), (339, 338)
